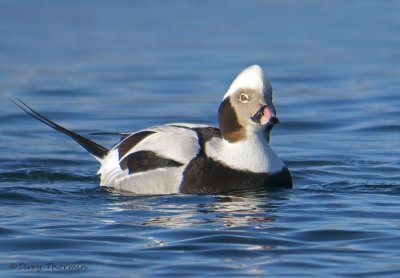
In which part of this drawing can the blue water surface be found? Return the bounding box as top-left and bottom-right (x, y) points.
(1, 1), (400, 277)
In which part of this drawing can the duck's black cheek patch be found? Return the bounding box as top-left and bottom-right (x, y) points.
(218, 97), (245, 142)
(120, 151), (183, 174)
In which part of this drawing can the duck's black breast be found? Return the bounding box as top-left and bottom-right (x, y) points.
(180, 157), (292, 194)
(179, 127), (293, 194)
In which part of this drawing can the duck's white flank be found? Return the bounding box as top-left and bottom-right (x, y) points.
(98, 125), (201, 194)
(98, 148), (186, 194)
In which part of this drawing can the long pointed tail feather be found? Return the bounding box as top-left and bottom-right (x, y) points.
(12, 98), (109, 159)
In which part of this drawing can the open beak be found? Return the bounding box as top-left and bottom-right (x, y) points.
(250, 105), (280, 127)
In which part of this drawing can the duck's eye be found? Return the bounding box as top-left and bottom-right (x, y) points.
(239, 94), (249, 103)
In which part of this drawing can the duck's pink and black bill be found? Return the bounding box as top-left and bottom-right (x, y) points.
(251, 105), (280, 126)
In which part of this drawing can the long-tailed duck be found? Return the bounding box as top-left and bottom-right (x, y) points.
(14, 65), (292, 194)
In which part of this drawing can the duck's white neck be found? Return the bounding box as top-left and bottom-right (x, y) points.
(205, 131), (284, 174)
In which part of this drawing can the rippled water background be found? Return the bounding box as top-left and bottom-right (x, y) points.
(1, 1), (400, 277)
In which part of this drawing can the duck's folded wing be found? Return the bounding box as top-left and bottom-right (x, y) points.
(99, 125), (201, 193)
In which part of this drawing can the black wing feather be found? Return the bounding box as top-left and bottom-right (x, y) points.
(12, 98), (109, 159)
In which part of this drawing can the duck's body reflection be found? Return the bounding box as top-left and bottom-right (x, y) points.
(102, 188), (291, 229)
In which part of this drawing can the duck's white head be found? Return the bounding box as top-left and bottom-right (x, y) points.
(218, 65), (278, 143)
